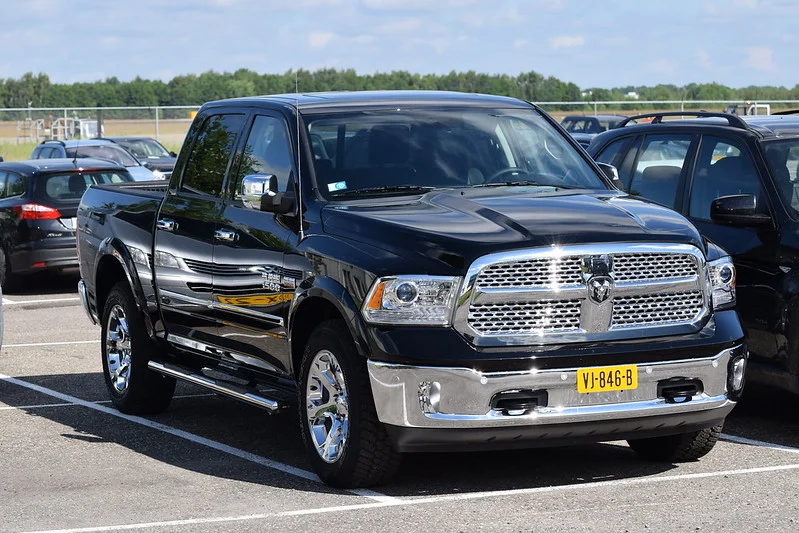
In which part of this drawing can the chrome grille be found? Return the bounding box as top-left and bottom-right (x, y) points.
(477, 257), (583, 287)
(456, 244), (709, 346)
(613, 253), (698, 282)
(612, 291), (704, 328)
(468, 299), (581, 335)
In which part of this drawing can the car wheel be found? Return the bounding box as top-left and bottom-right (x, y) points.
(101, 281), (175, 414)
(298, 320), (401, 488)
(0, 247), (20, 293)
(627, 425), (722, 462)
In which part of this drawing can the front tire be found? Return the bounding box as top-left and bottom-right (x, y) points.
(627, 425), (722, 462)
(101, 281), (175, 414)
(298, 320), (401, 488)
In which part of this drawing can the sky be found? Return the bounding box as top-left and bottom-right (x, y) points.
(2, 0), (797, 89)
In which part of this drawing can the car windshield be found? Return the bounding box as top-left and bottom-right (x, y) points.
(34, 170), (132, 204)
(306, 107), (606, 198)
(763, 138), (799, 216)
(118, 138), (171, 158)
(65, 145), (140, 167)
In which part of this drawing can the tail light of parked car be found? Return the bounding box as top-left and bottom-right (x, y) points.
(12, 203), (62, 220)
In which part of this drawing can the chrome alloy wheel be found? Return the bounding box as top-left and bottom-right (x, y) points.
(105, 304), (132, 393)
(305, 349), (350, 464)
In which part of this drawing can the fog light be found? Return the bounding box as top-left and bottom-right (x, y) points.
(418, 380), (441, 414)
(731, 356), (746, 391)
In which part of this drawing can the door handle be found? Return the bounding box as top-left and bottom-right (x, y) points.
(156, 218), (178, 232)
(214, 229), (239, 242)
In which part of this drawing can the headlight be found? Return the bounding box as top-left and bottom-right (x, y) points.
(362, 275), (461, 325)
(154, 250), (180, 269)
(128, 246), (149, 267)
(708, 256), (736, 310)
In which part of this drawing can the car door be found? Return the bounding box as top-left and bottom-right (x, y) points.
(683, 134), (786, 371)
(154, 112), (246, 350)
(211, 112), (299, 376)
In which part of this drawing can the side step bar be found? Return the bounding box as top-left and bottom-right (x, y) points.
(148, 361), (281, 412)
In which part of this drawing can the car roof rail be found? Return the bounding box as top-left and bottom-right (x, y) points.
(772, 109), (799, 116)
(42, 139), (66, 146)
(615, 111), (749, 129)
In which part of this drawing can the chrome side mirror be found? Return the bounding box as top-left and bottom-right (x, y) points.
(241, 174), (276, 210)
(596, 162), (622, 189)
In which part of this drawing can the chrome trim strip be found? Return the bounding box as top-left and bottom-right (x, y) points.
(368, 345), (741, 429)
(453, 242), (709, 347)
(77, 280), (98, 325)
(148, 361), (279, 411)
(158, 288), (210, 308)
(166, 333), (281, 373)
(214, 302), (285, 327)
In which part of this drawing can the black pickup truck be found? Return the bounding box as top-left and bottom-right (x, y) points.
(77, 91), (746, 488)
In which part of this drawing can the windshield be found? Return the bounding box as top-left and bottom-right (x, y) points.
(65, 145), (140, 167)
(306, 107), (606, 198)
(118, 138), (171, 158)
(763, 138), (799, 216)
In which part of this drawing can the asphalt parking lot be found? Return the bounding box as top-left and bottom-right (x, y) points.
(2, 271), (799, 533)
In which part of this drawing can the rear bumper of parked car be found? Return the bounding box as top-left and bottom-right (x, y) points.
(11, 238), (78, 275)
(366, 311), (745, 452)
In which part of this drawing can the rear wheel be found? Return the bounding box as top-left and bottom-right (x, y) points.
(0, 247), (20, 293)
(627, 425), (722, 462)
(298, 320), (401, 488)
(101, 281), (175, 414)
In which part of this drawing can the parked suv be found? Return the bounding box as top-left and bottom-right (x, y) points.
(31, 140), (158, 181)
(587, 111), (799, 394)
(0, 159), (132, 291)
(561, 114), (630, 147)
(104, 136), (177, 180)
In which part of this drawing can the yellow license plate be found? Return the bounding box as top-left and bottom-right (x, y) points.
(577, 365), (638, 393)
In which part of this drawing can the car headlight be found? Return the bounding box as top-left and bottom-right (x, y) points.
(708, 257), (736, 310)
(362, 275), (461, 325)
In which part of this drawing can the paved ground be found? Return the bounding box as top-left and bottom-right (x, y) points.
(1, 270), (799, 533)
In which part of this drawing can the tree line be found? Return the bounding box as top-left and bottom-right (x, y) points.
(2, 69), (799, 120)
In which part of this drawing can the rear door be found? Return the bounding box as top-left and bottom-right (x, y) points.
(154, 112), (246, 350)
(211, 112), (299, 376)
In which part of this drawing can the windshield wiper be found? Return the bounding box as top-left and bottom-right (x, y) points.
(474, 180), (581, 190)
(331, 185), (435, 197)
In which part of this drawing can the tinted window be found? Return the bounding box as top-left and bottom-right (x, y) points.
(35, 171), (132, 204)
(689, 136), (764, 220)
(307, 108), (605, 197)
(66, 145), (139, 167)
(595, 137), (633, 168)
(234, 115), (294, 198)
(6, 172), (25, 197)
(119, 139), (171, 158)
(627, 134), (692, 209)
(0, 172), (7, 197)
(182, 114), (244, 197)
(763, 139), (799, 216)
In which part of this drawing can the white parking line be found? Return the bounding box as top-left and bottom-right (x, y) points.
(0, 394), (216, 411)
(20, 462), (799, 533)
(3, 297), (80, 305)
(3, 340), (100, 348)
(721, 433), (799, 454)
(0, 373), (396, 504)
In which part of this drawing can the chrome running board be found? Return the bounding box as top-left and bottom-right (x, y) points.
(148, 361), (281, 412)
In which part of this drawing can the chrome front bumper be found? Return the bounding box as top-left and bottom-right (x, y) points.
(367, 346), (741, 430)
(78, 280), (97, 325)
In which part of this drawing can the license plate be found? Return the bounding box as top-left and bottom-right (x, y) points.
(577, 365), (638, 393)
(61, 217), (77, 229)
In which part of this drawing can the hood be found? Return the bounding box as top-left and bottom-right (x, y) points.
(321, 188), (705, 273)
(141, 157), (176, 172)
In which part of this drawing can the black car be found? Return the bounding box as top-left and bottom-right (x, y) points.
(104, 136), (177, 180)
(0, 158), (133, 291)
(561, 114), (630, 147)
(587, 111), (799, 394)
(31, 140), (158, 181)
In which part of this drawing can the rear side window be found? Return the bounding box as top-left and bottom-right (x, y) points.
(66, 145), (139, 167)
(594, 137), (633, 168)
(35, 171), (131, 203)
(627, 134), (692, 210)
(6, 172), (25, 197)
(182, 114), (245, 197)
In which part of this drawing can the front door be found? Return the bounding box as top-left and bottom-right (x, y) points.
(212, 113), (300, 376)
(155, 112), (245, 350)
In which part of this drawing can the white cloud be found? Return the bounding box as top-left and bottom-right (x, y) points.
(645, 58), (678, 76)
(362, 0), (477, 9)
(351, 35), (376, 44)
(514, 39), (527, 49)
(377, 18), (422, 33)
(308, 31), (337, 49)
(696, 50), (712, 69)
(745, 46), (776, 71)
(550, 35), (585, 49)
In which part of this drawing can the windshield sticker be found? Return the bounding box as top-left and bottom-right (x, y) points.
(328, 181), (348, 192)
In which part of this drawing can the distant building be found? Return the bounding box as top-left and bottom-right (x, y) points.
(625, 91), (639, 100)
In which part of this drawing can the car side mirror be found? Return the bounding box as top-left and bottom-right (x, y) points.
(241, 174), (295, 214)
(596, 162), (622, 189)
(169, 151), (177, 158)
(710, 194), (771, 227)
(0, 156), (4, 162)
